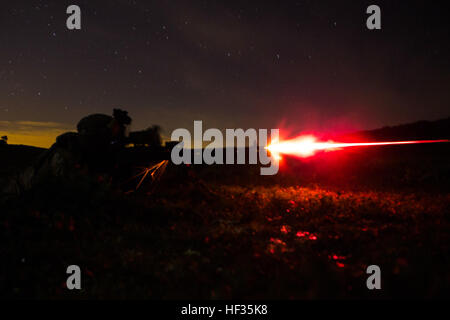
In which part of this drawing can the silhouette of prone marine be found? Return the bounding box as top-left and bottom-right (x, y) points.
(2, 109), (133, 195)
(76, 109), (132, 171)
(2, 108), (169, 197)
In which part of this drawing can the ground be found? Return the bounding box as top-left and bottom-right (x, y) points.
(0, 143), (449, 299)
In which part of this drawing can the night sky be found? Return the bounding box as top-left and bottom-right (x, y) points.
(1, 0), (449, 147)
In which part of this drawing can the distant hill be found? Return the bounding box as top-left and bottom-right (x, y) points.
(0, 144), (46, 176)
(336, 117), (450, 141)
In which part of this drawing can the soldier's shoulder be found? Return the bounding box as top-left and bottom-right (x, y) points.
(55, 131), (79, 148)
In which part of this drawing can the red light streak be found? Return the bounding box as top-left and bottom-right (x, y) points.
(266, 135), (449, 158)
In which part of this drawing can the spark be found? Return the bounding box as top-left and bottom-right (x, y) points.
(133, 160), (168, 190)
(266, 134), (449, 158)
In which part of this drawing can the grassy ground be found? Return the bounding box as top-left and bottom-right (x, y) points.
(0, 144), (449, 299)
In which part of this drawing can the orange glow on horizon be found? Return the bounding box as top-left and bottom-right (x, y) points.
(0, 121), (74, 149)
(3, 133), (59, 148)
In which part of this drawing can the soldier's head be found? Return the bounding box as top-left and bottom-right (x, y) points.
(113, 109), (132, 127)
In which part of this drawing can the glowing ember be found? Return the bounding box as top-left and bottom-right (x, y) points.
(133, 160), (169, 190)
(266, 134), (449, 158)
